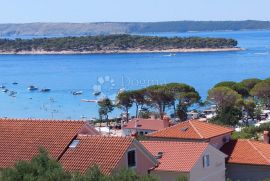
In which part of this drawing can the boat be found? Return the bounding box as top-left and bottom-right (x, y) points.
(81, 99), (98, 103)
(28, 85), (38, 91)
(2, 89), (8, 93)
(9, 91), (17, 97)
(41, 88), (51, 92)
(0, 85), (5, 89)
(12, 82), (18, 85)
(72, 91), (83, 95)
(93, 91), (101, 96)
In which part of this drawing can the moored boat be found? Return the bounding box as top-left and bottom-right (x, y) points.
(72, 91), (83, 95)
(41, 88), (51, 92)
(28, 85), (38, 91)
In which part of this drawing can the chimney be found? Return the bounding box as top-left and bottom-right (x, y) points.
(263, 131), (269, 144)
(150, 115), (156, 120)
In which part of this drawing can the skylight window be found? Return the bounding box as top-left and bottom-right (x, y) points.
(69, 139), (80, 148)
(181, 127), (189, 132)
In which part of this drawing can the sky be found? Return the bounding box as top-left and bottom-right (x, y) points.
(0, 0), (270, 23)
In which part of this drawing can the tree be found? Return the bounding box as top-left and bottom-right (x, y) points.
(166, 83), (200, 121)
(176, 174), (188, 181)
(240, 78), (261, 92)
(214, 81), (237, 89)
(144, 85), (174, 119)
(98, 98), (114, 126)
(211, 106), (242, 126)
(110, 169), (159, 181)
(215, 81), (249, 98)
(0, 148), (71, 181)
(129, 89), (146, 118)
(251, 79), (270, 108)
(208, 87), (243, 126)
(208, 86), (242, 110)
(116, 91), (133, 122)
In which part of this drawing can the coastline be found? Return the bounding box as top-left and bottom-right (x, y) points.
(0, 47), (243, 55)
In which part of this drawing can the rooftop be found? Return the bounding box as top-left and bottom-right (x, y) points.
(0, 118), (98, 168)
(123, 118), (169, 131)
(141, 141), (209, 172)
(60, 135), (135, 175)
(147, 120), (233, 140)
(221, 139), (270, 166)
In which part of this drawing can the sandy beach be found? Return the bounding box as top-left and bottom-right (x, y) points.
(0, 47), (243, 55)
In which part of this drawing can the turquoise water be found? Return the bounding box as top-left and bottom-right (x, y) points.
(1, 30), (270, 119)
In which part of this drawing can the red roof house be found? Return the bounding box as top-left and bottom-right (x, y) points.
(0, 118), (99, 168)
(221, 139), (270, 181)
(141, 141), (227, 181)
(123, 118), (170, 136)
(147, 120), (233, 148)
(60, 135), (158, 175)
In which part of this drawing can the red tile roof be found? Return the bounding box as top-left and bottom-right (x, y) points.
(0, 118), (98, 168)
(124, 118), (169, 131)
(147, 120), (233, 140)
(141, 141), (208, 172)
(221, 139), (270, 166)
(60, 135), (134, 175)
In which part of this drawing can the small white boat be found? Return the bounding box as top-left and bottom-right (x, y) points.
(0, 85), (5, 89)
(2, 89), (8, 93)
(72, 91), (83, 95)
(28, 85), (38, 91)
(81, 99), (98, 103)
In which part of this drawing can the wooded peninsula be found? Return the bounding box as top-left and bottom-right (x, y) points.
(0, 34), (240, 54)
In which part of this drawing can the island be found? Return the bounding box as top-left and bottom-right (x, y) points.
(0, 34), (241, 54)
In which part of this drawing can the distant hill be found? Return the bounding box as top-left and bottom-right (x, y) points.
(0, 20), (270, 37)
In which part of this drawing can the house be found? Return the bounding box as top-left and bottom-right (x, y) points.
(147, 120), (233, 149)
(221, 139), (270, 181)
(0, 118), (157, 176)
(60, 135), (158, 175)
(122, 118), (170, 136)
(141, 141), (227, 181)
(0, 118), (99, 168)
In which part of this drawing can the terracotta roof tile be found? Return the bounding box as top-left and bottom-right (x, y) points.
(147, 120), (233, 140)
(60, 135), (134, 175)
(0, 118), (96, 168)
(124, 118), (169, 131)
(141, 141), (208, 172)
(221, 139), (270, 166)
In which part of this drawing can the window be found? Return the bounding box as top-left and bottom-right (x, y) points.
(127, 150), (136, 167)
(203, 154), (210, 168)
(69, 139), (79, 149)
(139, 131), (144, 135)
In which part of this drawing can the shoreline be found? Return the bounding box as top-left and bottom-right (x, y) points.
(0, 47), (243, 55)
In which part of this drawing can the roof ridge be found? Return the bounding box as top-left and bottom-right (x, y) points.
(247, 140), (270, 164)
(0, 118), (85, 122)
(140, 140), (209, 145)
(189, 120), (204, 139)
(147, 121), (182, 136)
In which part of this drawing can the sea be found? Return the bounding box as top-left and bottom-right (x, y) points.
(0, 30), (270, 120)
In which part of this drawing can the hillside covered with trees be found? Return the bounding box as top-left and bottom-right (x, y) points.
(0, 20), (269, 37)
(0, 34), (238, 53)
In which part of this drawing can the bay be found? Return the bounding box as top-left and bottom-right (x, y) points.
(0, 30), (270, 119)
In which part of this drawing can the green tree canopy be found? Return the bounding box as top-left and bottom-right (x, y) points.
(208, 86), (243, 110)
(98, 98), (114, 125)
(251, 79), (270, 108)
(116, 91), (134, 121)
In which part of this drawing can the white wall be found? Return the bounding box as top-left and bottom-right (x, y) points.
(189, 145), (226, 181)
